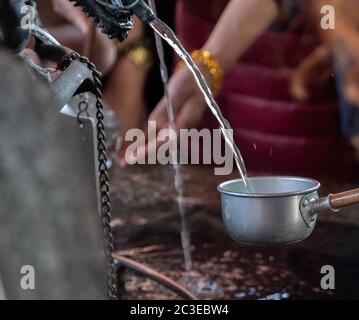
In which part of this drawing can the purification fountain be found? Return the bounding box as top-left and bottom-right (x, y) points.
(66, 0), (253, 297)
(74, 0), (359, 299)
(1, 0), (359, 300)
(0, 0), (206, 300)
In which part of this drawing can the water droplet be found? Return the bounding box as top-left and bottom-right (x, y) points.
(248, 287), (257, 295)
(235, 292), (247, 299)
(188, 278), (219, 297)
(281, 292), (290, 299)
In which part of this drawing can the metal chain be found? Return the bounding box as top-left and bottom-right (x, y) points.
(77, 93), (90, 127)
(58, 52), (118, 300)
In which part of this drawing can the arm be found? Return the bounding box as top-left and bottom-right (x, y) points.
(203, 0), (279, 71)
(45, 24), (85, 53)
(121, 0), (280, 164)
(50, 0), (117, 74)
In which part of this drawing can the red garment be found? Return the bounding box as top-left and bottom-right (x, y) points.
(176, 0), (354, 178)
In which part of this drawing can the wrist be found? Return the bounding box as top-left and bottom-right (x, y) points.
(175, 49), (224, 97)
(201, 43), (231, 71)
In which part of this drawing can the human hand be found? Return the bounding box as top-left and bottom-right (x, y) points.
(51, 0), (117, 74)
(119, 65), (210, 166)
(51, 0), (88, 33)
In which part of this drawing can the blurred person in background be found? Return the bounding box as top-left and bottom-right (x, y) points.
(34, 0), (176, 160)
(35, 0), (145, 143)
(127, 0), (359, 180)
(105, 0), (176, 159)
(37, 0), (116, 73)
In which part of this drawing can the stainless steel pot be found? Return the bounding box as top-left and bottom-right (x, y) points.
(218, 176), (359, 245)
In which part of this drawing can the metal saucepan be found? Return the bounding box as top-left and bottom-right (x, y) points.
(218, 176), (359, 245)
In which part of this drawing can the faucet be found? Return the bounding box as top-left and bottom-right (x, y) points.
(0, 0), (156, 51)
(70, 0), (156, 39)
(114, 0), (156, 24)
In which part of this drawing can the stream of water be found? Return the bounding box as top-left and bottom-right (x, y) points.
(147, 11), (253, 295)
(149, 17), (250, 188)
(148, 0), (193, 272)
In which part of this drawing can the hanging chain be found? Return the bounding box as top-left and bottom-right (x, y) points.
(58, 52), (118, 300)
(77, 93), (90, 127)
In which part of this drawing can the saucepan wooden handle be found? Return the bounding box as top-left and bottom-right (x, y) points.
(330, 188), (359, 210)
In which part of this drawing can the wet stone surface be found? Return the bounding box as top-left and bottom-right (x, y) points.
(110, 165), (359, 300)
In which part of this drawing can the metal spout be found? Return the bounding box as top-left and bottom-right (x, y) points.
(120, 0), (156, 24)
(50, 60), (94, 110)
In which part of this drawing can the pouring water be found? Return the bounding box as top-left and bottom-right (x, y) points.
(149, 17), (251, 189)
(147, 10), (247, 295)
(148, 0), (193, 272)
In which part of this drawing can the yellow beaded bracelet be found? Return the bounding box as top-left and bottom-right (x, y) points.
(175, 50), (224, 97)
